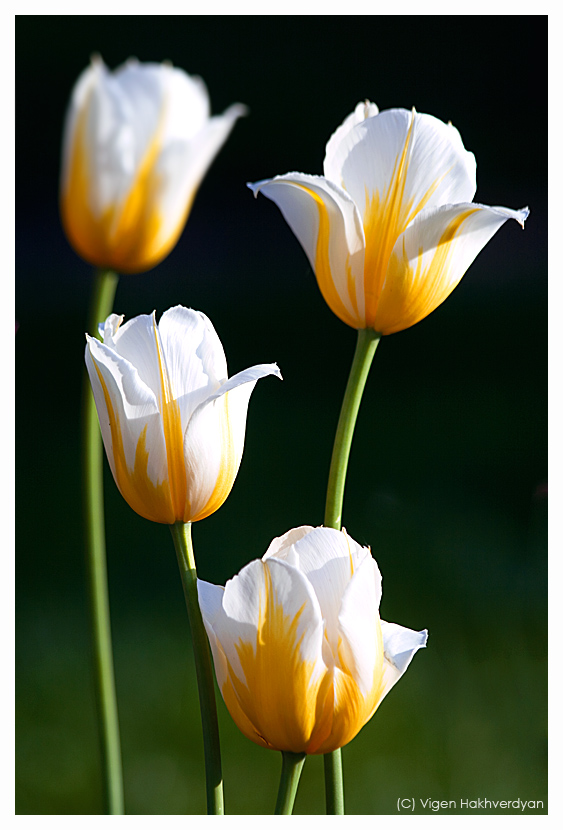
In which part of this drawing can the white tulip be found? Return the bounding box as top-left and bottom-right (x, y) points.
(62, 56), (246, 273)
(85, 305), (280, 523)
(198, 525), (427, 754)
(250, 102), (528, 334)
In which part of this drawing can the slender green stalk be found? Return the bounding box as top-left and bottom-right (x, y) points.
(323, 749), (344, 816)
(274, 752), (306, 815)
(170, 521), (224, 815)
(81, 267), (123, 814)
(324, 328), (381, 529)
(323, 327), (381, 815)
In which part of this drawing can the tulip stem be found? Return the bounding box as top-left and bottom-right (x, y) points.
(170, 521), (224, 815)
(322, 326), (381, 815)
(324, 327), (381, 530)
(82, 267), (123, 814)
(274, 752), (306, 814)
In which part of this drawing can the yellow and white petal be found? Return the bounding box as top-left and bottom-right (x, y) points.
(316, 616), (425, 755)
(379, 620), (428, 700)
(157, 306), (227, 419)
(374, 202), (530, 334)
(85, 335), (177, 523)
(324, 100), (379, 185)
(182, 363), (281, 523)
(250, 173), (365, 327)
(302, 554), (384, 755)
(206, 557), (330, 752)
(335, 109), (477, 235)
(64, 58), (164, 218)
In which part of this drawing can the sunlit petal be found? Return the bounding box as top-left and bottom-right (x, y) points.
(250, 173), (365, 327)
(324, 99), (379, 185)
(85, 334), (175, 523)
(380, 621), (428, 698)
(182, 363), (281, 523)
(375, 202), (530, 334)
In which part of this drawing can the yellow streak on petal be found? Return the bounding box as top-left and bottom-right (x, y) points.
(220, 564), (334, 753)
(343, 529), (355, 577)
(313, 614), (385, 755)
(93, 362), (175, 523)
(188, 390), (238, 523)
(362, 112), (446, 328)
(153, 324), (188, 521)
(375, 207), (479, 335)
(294, 184), (360, 329)
(345, 255), (359, 321)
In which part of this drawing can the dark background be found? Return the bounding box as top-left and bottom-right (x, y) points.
(16, 15), (547, 815)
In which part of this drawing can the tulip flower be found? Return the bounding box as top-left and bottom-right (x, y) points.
(249, 102), (529, 334)
(198, 526), (427, 755)
(61, 56), (246, 273)
(85, 305), (281, 524)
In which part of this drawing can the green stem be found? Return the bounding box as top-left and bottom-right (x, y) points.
(170, 521), (224, 815)
(323, 750), (344, 816)
(324, 328), (381, 529)
(323, 327), (381, 815)
(274, 752), (306, 814)
(81, 267), (123, 814)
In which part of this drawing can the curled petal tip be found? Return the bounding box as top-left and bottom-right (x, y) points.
(518, 206), (530, 228)
(271, 362), (283, 380)
(246, 180), (263, 198)
(229, 102), (249, 118)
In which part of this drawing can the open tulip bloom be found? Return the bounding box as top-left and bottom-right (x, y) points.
(61, 56), (246, 274)
(249, 102), (529, 334)
(85, 305), (281, 524)
(198, 526), (427, 756)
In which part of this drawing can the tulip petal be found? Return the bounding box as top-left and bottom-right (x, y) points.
(262, 525), (315, 562)
(324, 100), (379, 185)
(183, 363), (281, 522)
(336, 555), (384, 695)
(374, 202), (530, 334)
(101, 312), (162, 396)
(158, 306), (227, 414)
(198, 578), (266, 747)
(334, 108), (477, 227)
(200, 557), (332, 752)
(379, 621), (428, 699)
(308, 553), (386, 754)
(85, 335), (176, 523)
(150, 103), (247, 262)
(268, 527), (373, 660)
(250, 173), (365, 327)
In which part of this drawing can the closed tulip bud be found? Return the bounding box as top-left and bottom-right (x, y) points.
(85, 305), (281, 524)
(61, 56), (246, 273)
(250, 102), (528, 334)
(198, 526), (427, 754)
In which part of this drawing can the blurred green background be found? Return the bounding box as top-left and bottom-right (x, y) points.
(16, 15), (547, 815)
